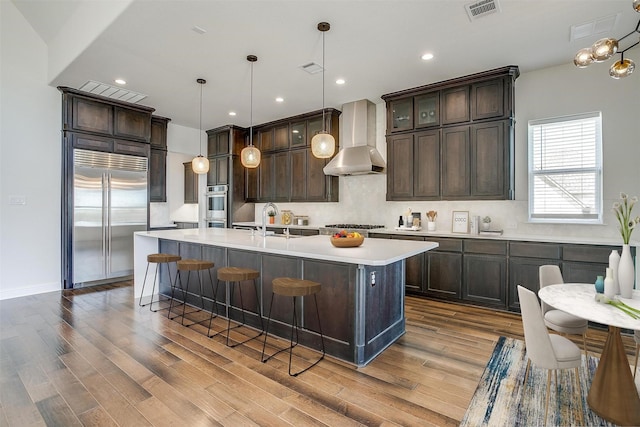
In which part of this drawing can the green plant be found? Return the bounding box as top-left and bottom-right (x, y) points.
(267, 209), (276, 217)
(482, 216), (491, 224)
(612, 192), (639, 244)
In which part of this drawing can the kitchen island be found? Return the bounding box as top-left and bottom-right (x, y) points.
(134, 228), (438, 366)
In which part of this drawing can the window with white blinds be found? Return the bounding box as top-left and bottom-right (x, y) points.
(528, 112), (602, 223)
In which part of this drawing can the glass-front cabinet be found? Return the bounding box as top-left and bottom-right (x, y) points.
(290, 121), (306, 147)
(415, 93), (439, 128)
(389, 98), (413, 132)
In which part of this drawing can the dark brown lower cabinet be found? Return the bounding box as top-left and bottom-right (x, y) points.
(463, 254), (507, 307)
(508, 257), (560, 311)
(391, 235), (425, 292)
(372, 234), (634, 313)
(427, 251), (462, 298)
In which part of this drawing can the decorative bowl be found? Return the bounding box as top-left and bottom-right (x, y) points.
(330, 236), (364, 248)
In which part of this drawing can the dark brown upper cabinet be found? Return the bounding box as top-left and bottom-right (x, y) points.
(150, 116), (169, 150)
(389, 98), (413, 132)
(150, 116), (170, 202)
(382, 66), (519, 201)
(60, 87), (153, 143)
(441, 86), (470, 125)
(472, 78), (505, 120)
(290, 121), (306, 148)
(246, 109), (339, 203)
(414, 93), (440, 128)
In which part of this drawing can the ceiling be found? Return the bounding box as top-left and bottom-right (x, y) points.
(11, 0), (640, 132)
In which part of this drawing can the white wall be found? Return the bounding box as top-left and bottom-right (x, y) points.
(258, 59), (640, 244)
(0, 1), (62, 299)
(149, 123), (203, 226)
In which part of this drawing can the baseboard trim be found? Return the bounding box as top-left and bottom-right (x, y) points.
(0, 282), (61, 300)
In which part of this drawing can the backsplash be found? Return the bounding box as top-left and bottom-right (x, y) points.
(253, 173), (629, 244)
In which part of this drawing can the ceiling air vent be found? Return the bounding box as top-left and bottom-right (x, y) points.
(300, 62), (324, 75)
(78, 80), (147, 103)
(465, 0), (501, 21)
(570, 13), (620, 41)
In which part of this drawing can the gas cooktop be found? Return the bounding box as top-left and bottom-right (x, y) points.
(323, 224), (385, 230)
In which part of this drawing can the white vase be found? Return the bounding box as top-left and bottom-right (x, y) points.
(608, 250), (620, 295)
(604, 267), (615, 298)
(482, 222), (490, 230)
(618, 244), (635, 299)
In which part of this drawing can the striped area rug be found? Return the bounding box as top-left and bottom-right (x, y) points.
(460, 336), (620, 427)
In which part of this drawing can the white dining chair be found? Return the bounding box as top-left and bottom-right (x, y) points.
(518, 285), (583, 423)
(539, 265), (589, 357)
(634, 330), (639, 380)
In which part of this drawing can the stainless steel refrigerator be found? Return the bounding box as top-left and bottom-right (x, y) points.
(71, 149), (148, 286)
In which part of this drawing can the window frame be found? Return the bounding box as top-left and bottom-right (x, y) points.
(528, 111), (603, 224)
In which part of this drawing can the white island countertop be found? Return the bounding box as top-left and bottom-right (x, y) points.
(135, 228), (438, 266)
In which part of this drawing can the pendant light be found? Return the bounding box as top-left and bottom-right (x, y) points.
(573, 1), (640, 79)
(311, 22), (336, 159)
(609, 52), (636, 78)
(192, 78), (210, 174)
(241, 55), (261, 168)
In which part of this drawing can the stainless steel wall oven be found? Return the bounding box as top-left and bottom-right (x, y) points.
(206, 185), (228, 227)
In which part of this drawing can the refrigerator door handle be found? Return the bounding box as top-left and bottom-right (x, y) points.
(102, 172), (108, 278)
(106, 172), (112, 277)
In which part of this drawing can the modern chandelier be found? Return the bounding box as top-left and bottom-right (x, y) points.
(191, 78), (210, 174)
(241, 55), (261, 168)
(310, 22), (336, 159)
(573, 1), (640, 79)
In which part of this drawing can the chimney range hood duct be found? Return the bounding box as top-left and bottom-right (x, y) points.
(323, 99), (386, 176)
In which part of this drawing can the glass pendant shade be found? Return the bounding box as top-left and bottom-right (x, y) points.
(192, 155), (209, 174)
(609, 57), (635, 78)
(591, 38), (618, 62)
(241, 146), (261, 168)
(311, 132), (336, 158)
(574, 48), (595, 67)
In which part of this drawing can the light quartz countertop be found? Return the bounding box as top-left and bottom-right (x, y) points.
(232, 222), (639, 247)
(372, 228), (639, 247)
(135, 228), (438, 266)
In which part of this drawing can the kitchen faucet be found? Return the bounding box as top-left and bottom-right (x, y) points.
(260, 202), (279, 236)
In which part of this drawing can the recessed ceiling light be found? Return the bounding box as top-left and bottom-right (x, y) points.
(229, 111), (236, 116)
(115, 79), (126, 85)
(421, 53), (434, 61)
(292, 130), (299, 134)
(335, 78), (345, 85)
(275, 97), (284, 103)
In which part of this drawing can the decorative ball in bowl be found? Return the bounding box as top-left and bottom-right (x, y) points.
(330, 231), (365, 248)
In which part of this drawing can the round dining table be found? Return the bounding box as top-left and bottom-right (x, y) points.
(538, 283), (640, 426)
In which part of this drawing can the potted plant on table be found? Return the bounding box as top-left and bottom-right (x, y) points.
(267, 209), (276, 224)
(482, 216), (492, 230)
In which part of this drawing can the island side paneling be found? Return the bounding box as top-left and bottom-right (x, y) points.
(157, 238), (406, 366)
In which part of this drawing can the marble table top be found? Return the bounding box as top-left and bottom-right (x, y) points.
(538, 284), (640, 330)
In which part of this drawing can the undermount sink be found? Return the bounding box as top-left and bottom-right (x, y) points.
(266, 233), (304, 239)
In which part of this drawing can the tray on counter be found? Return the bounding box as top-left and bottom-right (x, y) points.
(394, 226), (422, 231)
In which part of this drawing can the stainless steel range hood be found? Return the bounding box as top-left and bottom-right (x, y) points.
(323, 99), (386, 176)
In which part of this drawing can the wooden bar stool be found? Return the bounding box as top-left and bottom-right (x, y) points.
(209, 267), (264, 347)
(138, 253), (181, 312)
(168, 259), (215, 327)
(261, 277), (325, 376)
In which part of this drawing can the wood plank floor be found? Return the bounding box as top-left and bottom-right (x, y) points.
(0, 281), (636, 426)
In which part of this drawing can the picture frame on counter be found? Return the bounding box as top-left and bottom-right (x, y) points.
(452, 211), (470, 234)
